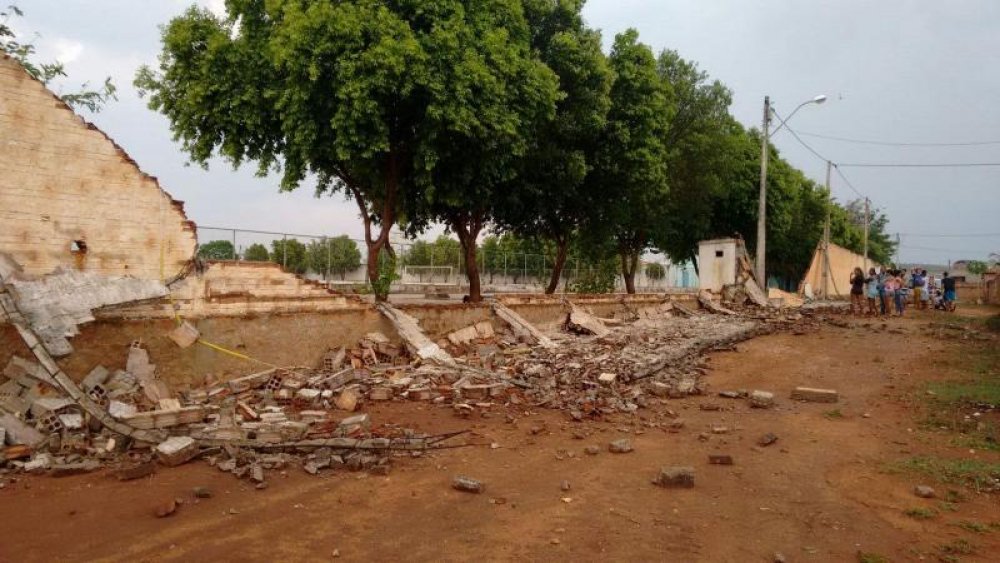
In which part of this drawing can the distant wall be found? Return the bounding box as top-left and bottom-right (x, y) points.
(0, 54), (196, 281)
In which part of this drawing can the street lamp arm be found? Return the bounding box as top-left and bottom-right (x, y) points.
(769, 95), (826, 137)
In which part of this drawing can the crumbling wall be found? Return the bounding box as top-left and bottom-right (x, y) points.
(104, 261), (367, 320)
(0, 54), (196, 281)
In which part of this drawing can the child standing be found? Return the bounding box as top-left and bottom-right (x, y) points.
(866, 268), (879, 316)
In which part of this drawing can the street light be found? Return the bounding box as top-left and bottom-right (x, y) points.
(754, 94), (827, 287)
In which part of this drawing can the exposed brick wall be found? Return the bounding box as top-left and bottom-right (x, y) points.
(0, 54), (196, 281)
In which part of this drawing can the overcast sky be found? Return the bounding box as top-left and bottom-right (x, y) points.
(14, 0), (1000, 264)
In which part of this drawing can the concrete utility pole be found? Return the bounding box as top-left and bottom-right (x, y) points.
(822, 160), (832, 298)
(754, 96), (771, 291)
(755, 94), (826, 288)
(863, 198), (870, 272)
(755, 96), (771, 287)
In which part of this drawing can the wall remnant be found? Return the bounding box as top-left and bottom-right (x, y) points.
(0, 53), (196, 282)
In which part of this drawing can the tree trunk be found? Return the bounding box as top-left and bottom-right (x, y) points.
(545, 236), (569, 295)
(349, 157), (398, 302)
(620, 249), (639, 294)
(452, 212), (485, 303)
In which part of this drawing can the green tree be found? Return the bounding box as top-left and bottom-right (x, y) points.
(840, 198), (896, 265)
(270, 239), (308, 275)
(402, 235), (462, 269)
(966, 260), (989, 276)
(654, 50), (738, 268)
(499, 0), (613, 294)
(197, 239), (235, 260)
(1, 5), (117, 112)
(243, 243), (269, 262)
(136, 1), (554, 302)
(587, 30), (671, 294)
(307, 236), (362, 280)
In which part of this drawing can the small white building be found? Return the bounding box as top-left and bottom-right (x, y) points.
(697, 238), (740, 292)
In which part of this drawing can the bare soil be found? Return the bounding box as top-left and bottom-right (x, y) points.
(2, 310), (998, 562)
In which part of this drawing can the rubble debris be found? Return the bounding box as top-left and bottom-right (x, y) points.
(564, 304), (611, 337)
(697, 291), (737, 316)
(452, 475), (485, 493)
(376, 303), (454, 364)
(913, 485), (936, 499)
(608, 439), (633, 453)
(790, 387), (839, 403)
(116, 461), (156, 481)
(168, 321), (200, 348)
(749, 390), (775, 409)
(0, 258), (169, 357)
(708, 454), (734, 465)
(491, 301), (557, 349)
(193, 486), (213, 498)
(156, 436), (199, 467)
(757, 433), (779, 447)
(654, 466), (695, 488)
(584, 445), (601, 455)
(154, 498), (178, 518)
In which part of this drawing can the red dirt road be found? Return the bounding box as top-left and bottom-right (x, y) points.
(2, 313), (998, 562)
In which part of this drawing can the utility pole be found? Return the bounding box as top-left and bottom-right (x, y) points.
(755, 96), (771, 287)
(862, 198), (870, 272)
(821, 160), (832, 298)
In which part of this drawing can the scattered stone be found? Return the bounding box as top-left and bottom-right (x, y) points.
(913, 485), (936, 499)
(608, 439), (633, 453)
(699, 403), (722, 411)
(790, 387), (839, 403)
(708, 454), (733, 465)
(193, 486), (213, 499)
(718, 390), (742, 399)
(598, 372), (617, 385)
(749, 390), (775, 408)
(560, 480), (571, 492)
(584, 445), (601, 456)
(757, 433), (779, 447)
(156, 436), (199, 467)
(773, 552), (787, 563)
(654, 466), (695, 488)
(154, 498), (177, 518)
(50, 461), (102, 479)
(116, 461), (156, 481)
(710, 426), (730, 434)
(452, 475), (485, 494)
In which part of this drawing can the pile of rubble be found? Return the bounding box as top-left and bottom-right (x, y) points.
(1, 293), (813, 485)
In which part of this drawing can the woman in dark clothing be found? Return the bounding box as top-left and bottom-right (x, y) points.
(849, 267), (865, 316)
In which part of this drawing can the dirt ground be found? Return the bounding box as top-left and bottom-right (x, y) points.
(1, 308), (998, 562)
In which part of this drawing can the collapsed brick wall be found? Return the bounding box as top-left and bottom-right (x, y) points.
(0, 54), (196, 281)
(104, 261), (367, 320)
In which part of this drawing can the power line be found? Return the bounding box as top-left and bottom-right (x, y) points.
(831, 164), (866, 199)
(771, 109), (868, 200)
(838, 162), (1000, 168)
(898, 232), (1000, 238)
(796, 131), (1000, 147)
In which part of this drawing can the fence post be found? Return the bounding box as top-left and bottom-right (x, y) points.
(282, 234), (287, 268)
(231, 229), (237, 260)
(326, 238), (331, 282)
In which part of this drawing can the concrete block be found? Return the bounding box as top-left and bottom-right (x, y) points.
(790, 387), (839, 403)
(369, 387), (393, 401)
(108, 400), (137, 419)
(167, 321), (199, 348)
(156, 436), (199, 467)
(655, 466), (695, 488)
(608, 439), (633, 453)
(749, 390), (775, 408)
(598, 373), (617, 385)
(81, 365), (110, 391)
(452, 475), (485, 493)
(339, 414), (370, 434)
(708, 454), (734, 465)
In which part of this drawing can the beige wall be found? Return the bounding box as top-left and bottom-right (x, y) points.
(801, 243), (876, 298)
(0, 55), (196, 281)
(698, 239), (738, 292)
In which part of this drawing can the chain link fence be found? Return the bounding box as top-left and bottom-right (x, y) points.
(195, 226), (697, 293)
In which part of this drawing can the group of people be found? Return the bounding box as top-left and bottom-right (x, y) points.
(849, 266), (957, 317)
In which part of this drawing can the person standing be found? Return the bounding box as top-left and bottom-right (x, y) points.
(911, 268), (924, 310)
(941, 271), (957, 312)
(877, 267), (889, 316)
(865, 267), (879, 316)
(849, 267), (865, 316)
(894, 270), (907, 316)
(921, 269), (931, 310)
(883, 269), (896, 317)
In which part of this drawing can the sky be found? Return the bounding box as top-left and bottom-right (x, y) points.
(11, 0), (1000, 265)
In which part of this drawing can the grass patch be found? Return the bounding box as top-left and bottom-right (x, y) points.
(824, 408), (844, 420)
(939, 538), (975, 556)
(903, 507), (937, 520)
(944, 489), (969, 503)
(857, 552), (889, 563)
(953, 519), (994, 533)
(951, 432), (1000, 453)
(887, 456), (1000, 493)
